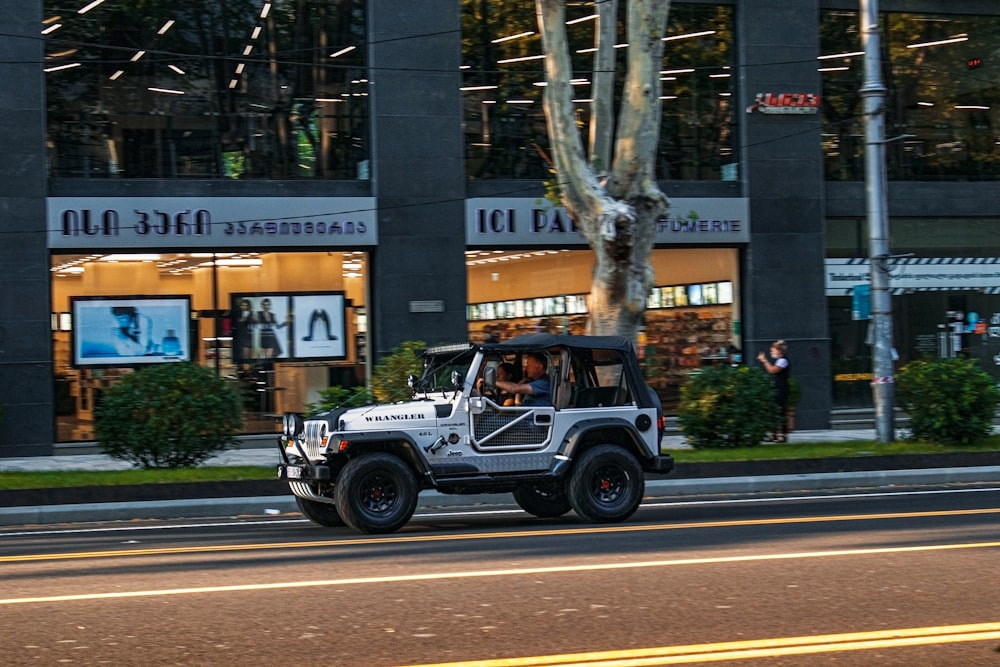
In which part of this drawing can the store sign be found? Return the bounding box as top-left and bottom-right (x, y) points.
(825, 257), (1000, 296)
(746, 92), (821, 115)
(47, 197), (378, 249)
(466, 197), (749, 246)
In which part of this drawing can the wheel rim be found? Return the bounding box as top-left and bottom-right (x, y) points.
(356, 471), (399, 514)
(589, 464), (627, 504)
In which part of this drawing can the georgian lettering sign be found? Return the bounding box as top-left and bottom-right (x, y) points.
(48, 197), (378, 249)
(466, 197), (750, 246)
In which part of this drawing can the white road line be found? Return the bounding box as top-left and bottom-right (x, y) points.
(2, 540), (999, 605)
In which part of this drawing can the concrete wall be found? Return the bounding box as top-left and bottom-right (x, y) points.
(737, 0), (832, 429)
(0, 3), (54, 455)
(367, 0), (469, 359)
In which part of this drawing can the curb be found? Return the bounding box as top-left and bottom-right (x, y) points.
(4, 466), (1000, 527)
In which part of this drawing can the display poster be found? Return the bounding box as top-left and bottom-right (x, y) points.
(72, 295), (191, 367)
(232, 291), (346, 362)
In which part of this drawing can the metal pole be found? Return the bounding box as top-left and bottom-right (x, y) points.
(212, 254), (221, 375)
(860, 0), (894, 442)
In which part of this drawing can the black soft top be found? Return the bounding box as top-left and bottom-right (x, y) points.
(488, 333), (635, 354)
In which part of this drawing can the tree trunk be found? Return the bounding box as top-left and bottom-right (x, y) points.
(536, 0), (671, 342)
(588, 0), (617, 175)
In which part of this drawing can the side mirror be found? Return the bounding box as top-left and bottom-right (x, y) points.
(483, 365), (497, 391)
(407, 374), (417, 390)
(450, 369), (463, 389)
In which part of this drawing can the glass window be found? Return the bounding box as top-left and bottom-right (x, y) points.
(461, 2), (735, 180)
(827, 217), (999, 257)
(51, 251), (369, 441)
(821, 10), (1000, 181)
(44, 1), (368, 180)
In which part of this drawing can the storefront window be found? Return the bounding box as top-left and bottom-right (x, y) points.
(821, 10), (1000, 181)
(466, 248), (740, 408)
(460, 2), (735, 181)
(51, 251), (368, 442)
(826, 216), (1000, 406)
(43, 1), (368, 180)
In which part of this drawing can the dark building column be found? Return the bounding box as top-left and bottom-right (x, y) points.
(737, 0), (832, 429)
(0, 2), (54, 455)
(367, 0), (468, 360)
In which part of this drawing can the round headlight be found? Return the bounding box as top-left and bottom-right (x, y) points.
(282, 413), (304, 437)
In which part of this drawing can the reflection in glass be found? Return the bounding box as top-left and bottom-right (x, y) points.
(821, 10), (1000, 181)
(44, 1), (368, 180)
(461, 2), (734, 181)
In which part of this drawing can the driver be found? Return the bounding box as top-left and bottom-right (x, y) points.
(495, 352), (551, 407)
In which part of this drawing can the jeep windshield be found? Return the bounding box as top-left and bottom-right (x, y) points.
(414, 343), (478, 394)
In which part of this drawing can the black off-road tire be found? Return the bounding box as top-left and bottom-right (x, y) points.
(513, 483), (572, 518)
(295, 496), (346, 527)
(334, 453), (419, 534)
(567, 445), (645, 523)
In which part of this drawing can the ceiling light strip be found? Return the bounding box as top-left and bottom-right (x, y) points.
(906, 35), (968, 49)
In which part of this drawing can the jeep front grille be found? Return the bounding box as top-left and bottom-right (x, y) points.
(302, 420), (328, 461)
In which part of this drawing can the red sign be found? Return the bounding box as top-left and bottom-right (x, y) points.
(746, 92), (821, 115)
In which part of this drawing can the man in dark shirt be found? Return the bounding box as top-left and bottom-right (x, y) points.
(495, 352), (551, 407)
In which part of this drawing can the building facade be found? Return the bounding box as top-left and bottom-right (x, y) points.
(2, 0), (998, 456)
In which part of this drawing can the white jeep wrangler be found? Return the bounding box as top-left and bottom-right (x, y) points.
(277, 333), (673, 533)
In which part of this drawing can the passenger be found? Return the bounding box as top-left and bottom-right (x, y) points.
(495, 352), (551, 407)
(495, 362), (520, 406)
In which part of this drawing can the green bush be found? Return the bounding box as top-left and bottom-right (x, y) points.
(370, 340), (426, 403)
(305, 385), (375, 417)
(896, 356), (1000, 446)
(304, 340), (426, 415)
(677, 365), (778, 448)
(95, 363), (243, 468)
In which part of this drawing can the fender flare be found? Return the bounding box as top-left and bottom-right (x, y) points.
(558, 417), (655, 463)
(332, 429), (431, 477)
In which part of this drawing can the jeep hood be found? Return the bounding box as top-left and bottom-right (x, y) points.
(338, 400), (441, 431)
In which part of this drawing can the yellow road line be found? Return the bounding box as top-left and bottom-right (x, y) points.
(2, 506), (999, 563)
(1, 540), (999, 605)
(399, 623), (1000, 666)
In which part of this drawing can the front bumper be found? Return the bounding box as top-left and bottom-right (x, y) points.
(276, 462), (331, 482)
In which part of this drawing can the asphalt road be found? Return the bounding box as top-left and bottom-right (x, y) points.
(3, 484), (1000, 666)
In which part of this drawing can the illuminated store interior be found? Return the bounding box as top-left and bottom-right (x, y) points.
(51, 247), (737, 441)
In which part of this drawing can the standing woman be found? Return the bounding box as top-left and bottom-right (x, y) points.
(256, 298), (289, 358)
(757, 340), (791, 442)
(234, 298), (257, 360)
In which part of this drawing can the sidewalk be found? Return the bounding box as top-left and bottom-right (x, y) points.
(3, 428), (1000, 527)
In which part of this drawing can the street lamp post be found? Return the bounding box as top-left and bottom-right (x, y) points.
(860, 0), (895, 443)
